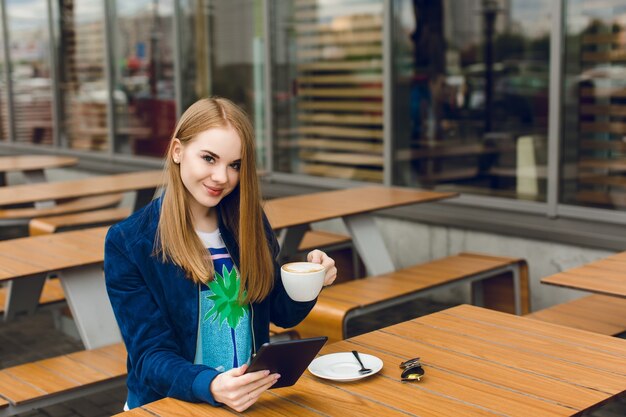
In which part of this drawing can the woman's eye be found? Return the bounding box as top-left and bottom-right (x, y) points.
(202, 155), (215, 163)
(230, 162), (241, 171)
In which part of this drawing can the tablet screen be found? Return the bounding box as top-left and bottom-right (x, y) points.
(245, 336), (328, 388)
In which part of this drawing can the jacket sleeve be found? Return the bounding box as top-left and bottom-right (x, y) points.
(262, 214), (317, 328)
(104, 224), (221, 406)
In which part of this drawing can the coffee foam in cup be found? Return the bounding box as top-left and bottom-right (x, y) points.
(282, 262), (325, 274)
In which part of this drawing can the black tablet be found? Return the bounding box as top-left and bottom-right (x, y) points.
(245, 336), (328, 388)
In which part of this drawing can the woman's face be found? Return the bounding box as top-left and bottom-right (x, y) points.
(172, 126), (242, 216)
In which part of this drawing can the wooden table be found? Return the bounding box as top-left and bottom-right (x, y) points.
(0, 186), (454, 349)
(542, 250), (626, 298)
(264, 186), (456, 275)
(114, 304), (626, 417)
(0, 169), (163, 212)
(0, 155), (78, 185)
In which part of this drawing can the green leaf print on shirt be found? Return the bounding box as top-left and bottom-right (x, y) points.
(204, 264), (248, 368)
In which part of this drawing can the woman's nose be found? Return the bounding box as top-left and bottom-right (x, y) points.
(211, 164), (228, 183)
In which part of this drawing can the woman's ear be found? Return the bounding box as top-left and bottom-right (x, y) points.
(171, 138), (182, 164)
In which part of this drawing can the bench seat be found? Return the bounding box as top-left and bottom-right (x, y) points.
(29, 207), (132, 236)
(0, 343), (126, 417)
(526, 294), (626, 336)
(279, 252), (528, 342)
(0, 194), (123, 223)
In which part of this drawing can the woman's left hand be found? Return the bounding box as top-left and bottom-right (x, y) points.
(307, 249), (337, 286)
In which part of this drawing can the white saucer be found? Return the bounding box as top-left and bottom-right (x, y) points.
(308, 352), (383, 382)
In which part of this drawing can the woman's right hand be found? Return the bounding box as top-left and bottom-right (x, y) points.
(210, 364), (280, 412)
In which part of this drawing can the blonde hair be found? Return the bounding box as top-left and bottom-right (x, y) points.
(156, 97), (273, 303)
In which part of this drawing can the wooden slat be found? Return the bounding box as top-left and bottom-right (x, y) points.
(389, 319), (625, 394)
(300, 163), (383, 182)
(297, 60), (382, 71)
(0, 227), (109, 282)
(0, 156), (78, 173)
(0, 170), (162, 207)
(291, 138), (384, 153)
(582, 50), (626, 62)
(527, 295), (626, 336)
(0, 193), (123, 220)
(580, 86), (626, 98)
(297, 74), (382, 85)
(300, 151), (384, 166)
(297, 125), (383, 139)
(577, 175), (626, 188)
(29, 206), (132, 236)
(298, 87), (382, 98)
(579, 104), (626, 117)
(325, 340), (575, 417)
(580, 139), (626, 151)
(297, 45), (382, 60)
(578, 158), (626, 171)
(281, 366), (497, 417)
(297, 112), (383, 125)
(297, 100), (382, 112)
(582, 32), (626, 45)
(581, 121), (626, 134)
(298, 230), (351, 252)
(352, 328), (608, 411)
(576, 190), (626, 207)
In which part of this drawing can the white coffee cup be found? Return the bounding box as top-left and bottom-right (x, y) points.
(281, 262), (326, 302)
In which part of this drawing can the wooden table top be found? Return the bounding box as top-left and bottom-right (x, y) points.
(264, 186), (457, 229)
(542, 251), (626, 297)
(0, 170), (163, 206)
(0, 226), (108, 283)
(114, 304), (626, 417)
(0, 155), (78, 173)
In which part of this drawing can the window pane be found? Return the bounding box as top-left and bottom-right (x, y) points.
(393, 0), (550, 201)
(562, 0), (626, 210)
(0, 7), (6, 142)
(271, 0), (384, 182)
(58, 0), (108, 152)
(6, 0), (53, 146)
(179, 0), (266, 166)
(112, 0), (176, 158)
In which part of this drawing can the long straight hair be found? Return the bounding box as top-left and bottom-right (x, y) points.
(156, 97), (273, 303)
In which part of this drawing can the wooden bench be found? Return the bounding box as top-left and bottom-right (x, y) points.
(0, 343), (126, 417)
(0, 194), (123, 224)
(277, 252), (529, 343)
(29, 207), (132, 236)
(525, 294), (626, 336)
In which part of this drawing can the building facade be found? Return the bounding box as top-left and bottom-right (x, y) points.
(1, 0), (626, 309)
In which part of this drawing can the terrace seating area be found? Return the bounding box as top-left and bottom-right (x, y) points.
(1, 161), (625, 417)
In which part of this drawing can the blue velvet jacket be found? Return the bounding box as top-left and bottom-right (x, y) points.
(104, 198), (316, 409)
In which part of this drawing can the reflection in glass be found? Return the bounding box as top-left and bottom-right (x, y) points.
(0, 9), (6, 142)
(271, 0), (384, 182)
(57, 0), (108, 151)
(6, 0), (53, 145)
(179, 0), (266, 166)
(562, 0), (626, 211)
(112, 0), (175, 157)
(393, 0), (550, 201)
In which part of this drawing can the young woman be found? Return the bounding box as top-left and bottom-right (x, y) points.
(104, 97), (337, 412)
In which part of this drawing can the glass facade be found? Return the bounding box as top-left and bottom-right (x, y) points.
(111, 0), (175, 157)
(0, 0), (626, 220)
(180, 0), (266, 164)
(562, 0), (626, 211)
(6, 0), (53, 146)
(271, 0), (384, 181)
(393, 0), (551, 201)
